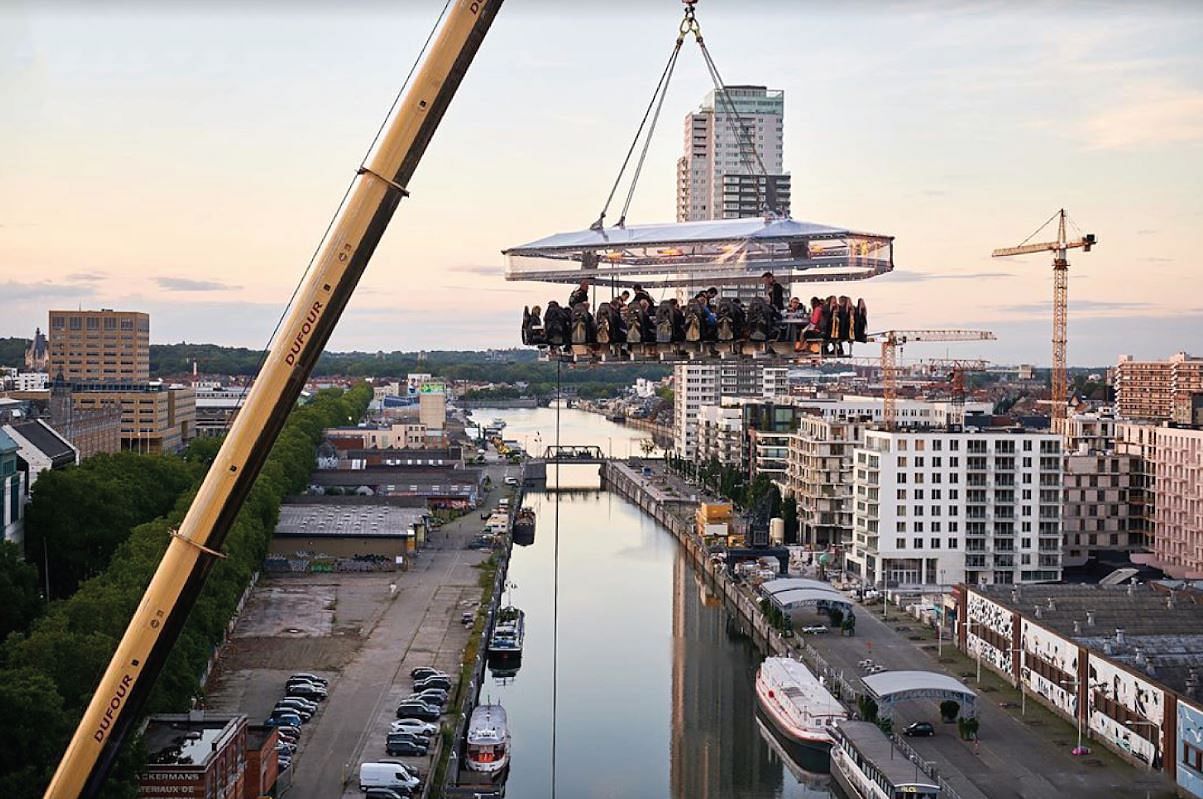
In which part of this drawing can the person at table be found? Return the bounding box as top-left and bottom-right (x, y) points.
(761, 271), (785, 312)
(785, 297), (804, 346)
(800, 297), (825, 352)
(839, 296), (854, 353)
(569, 278), (591, 308)
(854, 298), (868, 343)
(632, 283), (653, 308)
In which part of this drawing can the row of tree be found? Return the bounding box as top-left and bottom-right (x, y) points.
(0, 383), (373, 798)
(662, 452), (800, 544)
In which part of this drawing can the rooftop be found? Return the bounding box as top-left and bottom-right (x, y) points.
(835, 721), (940, 789)
(975, 583), (1203, 695)
(6, 420), (76, 467)
(143, 713), (245, 769)
(275, 504), (426, 538)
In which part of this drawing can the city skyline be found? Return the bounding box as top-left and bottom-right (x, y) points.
(3, 1), (1202, 364)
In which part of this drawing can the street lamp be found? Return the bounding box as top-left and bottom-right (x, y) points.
(1125, 719), (1158, 772)
(1010, 649), (1029, 717)
(1060, 677), (1088, 755)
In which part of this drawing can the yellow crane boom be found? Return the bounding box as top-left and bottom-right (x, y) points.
(992, 209), (1097, 433)
(44, 2), (504, 796)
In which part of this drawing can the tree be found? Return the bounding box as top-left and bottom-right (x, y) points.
(0, 667), (72, 796)
(781, 495), (799, 544)
(858, 695), (878, 724)
(0, 542), (42, 638)
(940, 700), (960, 722)
(639, 438), (656, 458)
(828, 607), (845, 628)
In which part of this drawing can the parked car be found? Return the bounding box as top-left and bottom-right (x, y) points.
(904, 721), (935, 737)
(273, 703), (312, 722)
(268, 711), (303, 728)
(410, 667), (447, 681)
(276, 741), (297, 756)
(385, 738), (428, 757)
(413, 675), (452, 692)
(278, 695), (318, 711)
(404, 688), (448, 705)
(365, 788), (411, 799)
(390, 719), (438, 736)
(387, 731), (431, 749)
(267, 723), (301, 740)
(801, 625), (829, 635)
(395, 701), (441, 721)
(289, 672), (328, 687)
(286, 682), (328, 700)
(504, 476), (519, 486)
(276, 729), (300, 745)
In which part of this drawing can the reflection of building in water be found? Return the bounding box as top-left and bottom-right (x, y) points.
(670, 550), (791, 798)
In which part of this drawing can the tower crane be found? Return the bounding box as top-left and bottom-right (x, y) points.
(872, 330), (996, 431)
(992, 209), (1097, 433)
(916, 358), (991, 426)
(44, 2), (503, 797)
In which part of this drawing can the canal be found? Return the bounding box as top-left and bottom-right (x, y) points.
(471, 406), (836, 799)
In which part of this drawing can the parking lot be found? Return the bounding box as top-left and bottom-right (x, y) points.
(206, 464), (511, 798)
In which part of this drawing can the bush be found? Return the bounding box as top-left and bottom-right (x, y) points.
(828, 607), (845, 628)
(957, 715), (980, 740)
(940, 700), (960, 722)
(859, 695), (879, 724)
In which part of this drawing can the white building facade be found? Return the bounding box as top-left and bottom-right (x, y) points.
(673, 362), (764, 458)
(851, 429), (1063, 588)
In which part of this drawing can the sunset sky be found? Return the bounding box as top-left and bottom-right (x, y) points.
(3, 1), (1201, 365)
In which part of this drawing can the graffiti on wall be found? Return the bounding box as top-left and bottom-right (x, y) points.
(1021, 619), (1078, 717)
(967, 591), (1014, 674)
(1088, 654), (1164, 768)
(1178, 700), (1203, 797)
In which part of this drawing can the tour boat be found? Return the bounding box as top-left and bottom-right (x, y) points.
(831, 720), (940, 799)
(488, 605), (525, 660)
(465, 704), (510, 775)
(755, 657), (847, 755)
(512, 508), (536, 546)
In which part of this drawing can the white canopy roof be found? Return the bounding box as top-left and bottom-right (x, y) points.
(861, 670), (977, 698)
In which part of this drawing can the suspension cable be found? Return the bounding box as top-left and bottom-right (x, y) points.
(551, 357), (562, 798)
(617, 43), (682, 227)
(592, 38), (685, 230)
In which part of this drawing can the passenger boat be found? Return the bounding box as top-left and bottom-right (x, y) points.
(465, 703), (510, 775)
(487, 605), (525, 660)
(489, 417), (507, 430)
(512, 508), (536, 547)
(830, 720), (940, 799)
(754, 657), (847, 757)
(754, 714), (834, 789)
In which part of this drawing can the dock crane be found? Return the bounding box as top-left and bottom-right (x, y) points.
(992, 209), (1097, 433)
(873, 330), (996, 431)
(44, 2), (504, 797)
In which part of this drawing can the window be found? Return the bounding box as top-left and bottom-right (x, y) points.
(1022, 537), (1031, 548)
(950, 457), (959, 467)
(933, 457), (942, 467)
(949, 489), (959, 500)
(1023, 457), (1032, 468)
(1023, 440), (1033, 451)
(1023, 489), (1032, 500)
(897, 522), (907, 532)
(915, 522), (924, 532)
(898, 473), (907, 483)
(932, 489), (942, 500)
(950, 521), (959, 532)
(913, 537), (923, 548)
(897, 489), (908, 500)
(932, 473), (942, 484)
(916, 440), (926, 451)
(933, 440), (943, 451)
(915, 489), (925, 500)
(931, 538), (940, 549)
(898, 456), (908, 467)
(898, 440), (908, 451)
(916, 457), (925, 467)
(951, 440), (960, 451)
(914, 505), (924, 516)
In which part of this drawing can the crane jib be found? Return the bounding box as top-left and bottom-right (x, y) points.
(43, 1), (505, 797)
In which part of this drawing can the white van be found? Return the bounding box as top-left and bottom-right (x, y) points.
(359, 762), (420, 793)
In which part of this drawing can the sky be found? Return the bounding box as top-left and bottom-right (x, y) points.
(2, 0), (1202, 366)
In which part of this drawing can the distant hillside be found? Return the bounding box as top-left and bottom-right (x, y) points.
(0, 337), (29, 369)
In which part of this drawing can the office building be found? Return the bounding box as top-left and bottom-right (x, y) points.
(48, 309), (150, 382)
(850, 428), (1063, 587)
(1114, 352), (1203, 422)
(673, 362), (764, 458)
(48, 384), (122, 458)
(66, 381), (196, 454)
(418, 385), (447, 429)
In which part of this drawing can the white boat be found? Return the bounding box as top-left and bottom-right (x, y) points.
(755, 657), (847, 753)
(465, 704), (510, 775)
(488, 605), (525, 659)
(488, 417), (507, 430)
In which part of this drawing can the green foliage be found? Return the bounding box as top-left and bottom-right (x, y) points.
(877, 717), (893, 735)
(0, 337), (31, 369)
(858, 695), (879, 724)
(0, 382), (373, 797)
(0, 542), (42, 639)
(841, 615), (856, 636)
(23, 453), (197, 599)
(781, 495), (798, 544)
(940, 699), (960, 722)
(828, 607), (845, 628)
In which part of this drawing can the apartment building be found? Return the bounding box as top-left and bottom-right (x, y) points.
(48, 309), (150, 382)
(1116, 421), (1158, 555)
(785, 414), (870, 547)
(695, 405), (744, 467)
(851, 429), (1063, 588)
(673, 362), (764, 458)
(1061, 451), (1136, 567)
(1114, 352), (1203, 422)
(1151, 425), (1203, 578)
(675, 85), (788, 223)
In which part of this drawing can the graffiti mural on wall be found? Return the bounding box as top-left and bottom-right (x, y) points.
(1179, 700), (1203, 797)
(1022, 619), (1078, 717)
(967, 591), (1014, 674)
(1088, 654), (1164, 768)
